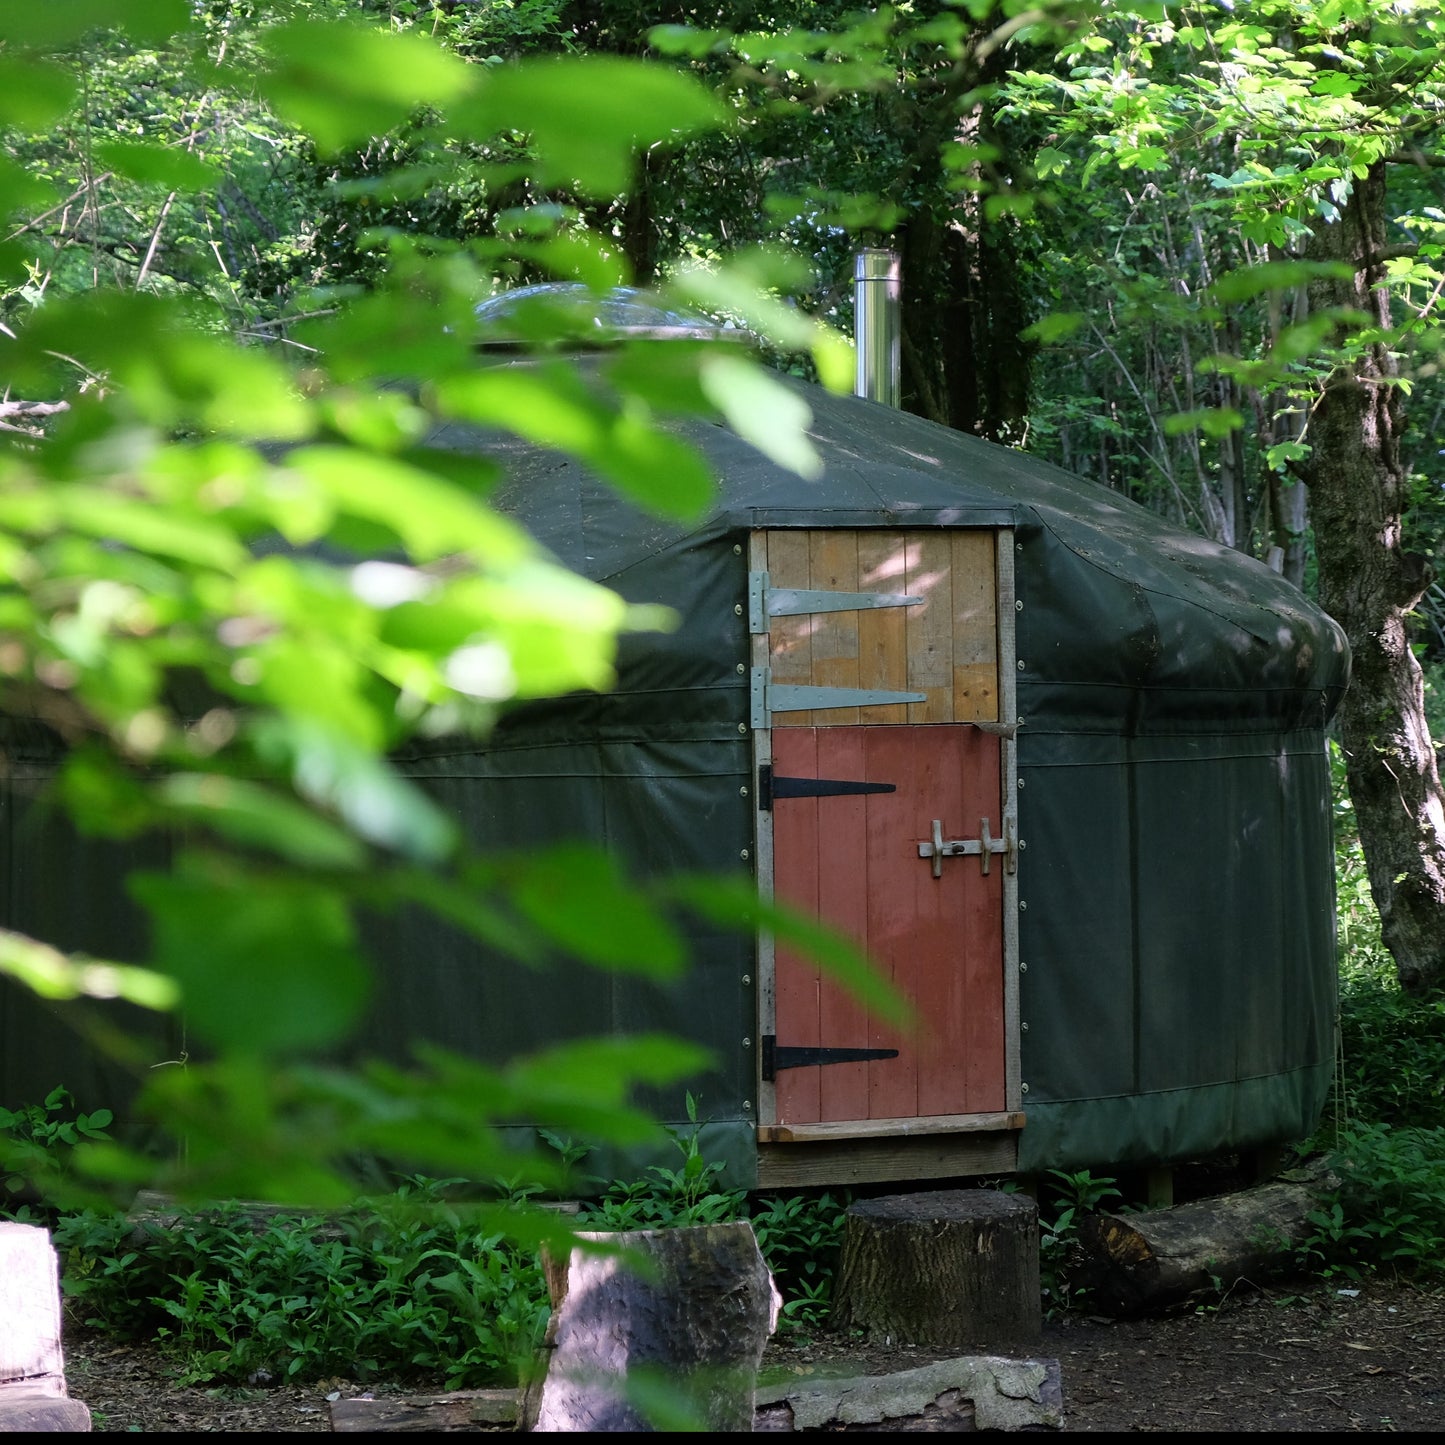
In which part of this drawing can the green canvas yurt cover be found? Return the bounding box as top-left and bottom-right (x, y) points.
(361, 366), (1349, 1181)
(0, 362), (1347, 1185)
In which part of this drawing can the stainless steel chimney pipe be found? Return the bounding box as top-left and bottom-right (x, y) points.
(853, 248), (901, 408)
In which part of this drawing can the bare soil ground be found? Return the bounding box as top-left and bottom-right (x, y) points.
(64, 1276), (1445, 1432)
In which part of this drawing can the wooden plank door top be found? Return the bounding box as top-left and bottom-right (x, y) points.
(761, 529), (999, 726)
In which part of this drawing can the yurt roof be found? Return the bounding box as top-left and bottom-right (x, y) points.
(430, 360), (1349, 729)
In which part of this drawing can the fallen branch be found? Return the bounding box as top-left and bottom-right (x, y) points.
(0, 400), (70, 423)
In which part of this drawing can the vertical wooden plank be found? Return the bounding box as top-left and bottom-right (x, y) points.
(856, 532), (910, 724)
(808, 532), (861, 726)
(767, 531), (814, 727)
(996, 529), (1024, 1115)
(772, 728), (821, 1124)
(814, 727), (872, 1122)
(904, 532), (954, 723)
(750, 531), (776, 1127)
(951, 531), (999, 723)
(955, 728), (1007, 1113)
(861, 726), (920, 1120)
(911, 726), (969, 1117)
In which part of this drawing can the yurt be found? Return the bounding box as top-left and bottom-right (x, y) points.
(0, 278), (1349, 1193)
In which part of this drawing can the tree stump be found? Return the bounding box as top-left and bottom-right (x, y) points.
(831, 1190), (1041, 1351)
(0, 1222), (90, 1432)
(526, 1222), (780, 1432)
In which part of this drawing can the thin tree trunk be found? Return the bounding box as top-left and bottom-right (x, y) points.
(1305, 161), (1445, 995)
(893, 42), (1035, 442)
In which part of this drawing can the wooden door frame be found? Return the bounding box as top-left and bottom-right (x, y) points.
(748, 525), (1023, 1136)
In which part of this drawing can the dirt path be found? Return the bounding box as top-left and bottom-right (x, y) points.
(63, 1277), (1445, 1432)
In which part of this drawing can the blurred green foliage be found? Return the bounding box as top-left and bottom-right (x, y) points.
(0, 0), (864, 1209)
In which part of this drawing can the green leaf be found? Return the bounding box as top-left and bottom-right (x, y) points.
(154, 774), (368, 870)
(11, 294), (312, 436)
(53, 487), (247, 571)
(456, 57), (728, 197)
(0, 0), (189, 47)
(666, 257), (852, 392)
(93, 141), (221, 193)
(505, 1034), (712, 1111)
(258, 20), (474, 155)
(1163, 408), (1245, 438)
(317, 391), (433, 454)
(698, 353), (821, 481)
(1265, 439), (1311, 471)
(0, 58), (76, 128)
(604, 341), (717, 415)
(250, 718), (459, 863)
(1211, 259), (1355, 303)
(1034, 146), (1071, 179)
(295, 286), (476, 383)
(1021, 312), (1087, 344)
(1311, 71), (1363, 97)
(0, 155), (59, 221)
(506, 844), (686, 977)
(434, 365), (715, 522)
(133, 860), (370, 1055)
(663, 875), (909, 1027)
(56, 748), (156, 839)
(647, 24), (732, 59)
(282, 446), (521, 565)
(0, 928), (179, 1011)
(380, 867), (544, 967)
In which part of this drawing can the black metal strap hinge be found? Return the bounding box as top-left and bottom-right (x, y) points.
(757, 764), (897, 812)
(760, 1035), (901, 1082)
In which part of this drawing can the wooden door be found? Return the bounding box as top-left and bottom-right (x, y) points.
(771, 724), (1005, 1124)
(753, 528), (1014, 1130)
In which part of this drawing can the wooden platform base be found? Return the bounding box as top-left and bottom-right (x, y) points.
(756, 1128), (1018, 1189)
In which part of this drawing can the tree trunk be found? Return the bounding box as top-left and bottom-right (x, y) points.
(893, 43), (1035, 443)
(1067, 1166), (1336, 1318)
(1304, 160), (1445, 996)
(526, 1223), (779, 1433)
(831, 1190), (1041, 1351)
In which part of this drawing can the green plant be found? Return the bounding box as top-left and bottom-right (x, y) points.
(749, 1190), (848, 1332)
(1324, 739), (1445, 1140)
(577, 1095), (744, 1231)
(1296, 1123), (1445, 1282)
(55, 1156), (852, 1385)
(0, 1088), (114, 1213)
(1045, 1169), (1123, 1215)
(56, 1189), (552, 1389)
(1036, 1170), (1122, 1317)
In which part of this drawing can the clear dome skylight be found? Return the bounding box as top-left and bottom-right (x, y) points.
(474, 283), (728, 344)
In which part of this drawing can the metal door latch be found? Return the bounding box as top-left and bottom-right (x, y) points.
(918, 816), (1015, 877)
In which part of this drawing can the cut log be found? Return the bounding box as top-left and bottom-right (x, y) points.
(328, 1389), (517, 1432)
(754, 1356), (1064, 1432)
(0, 1222), (90, 1432)
(1070, 1164), (1338, 1317)
(324, 1362), (1065, 1434)
(526, 1222), (780, 1432)
(831, 1190), (1041, 1351)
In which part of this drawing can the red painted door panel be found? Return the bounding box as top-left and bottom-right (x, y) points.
(772, 725), (1005, 1125)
